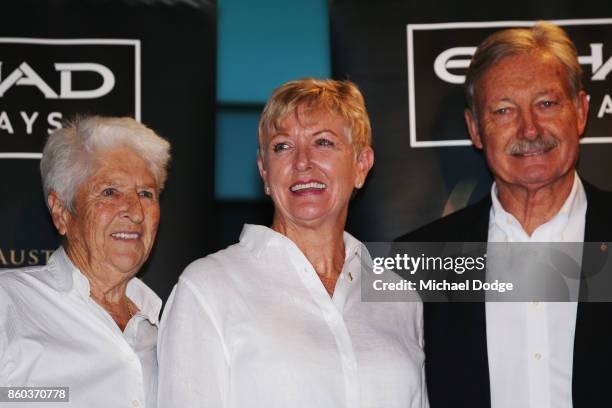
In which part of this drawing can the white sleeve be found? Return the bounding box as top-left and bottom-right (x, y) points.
(157, 276), (229, 408)
(418, 302), (430, 408)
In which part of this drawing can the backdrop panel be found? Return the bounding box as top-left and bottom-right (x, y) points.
(330, 1), (612, 242)
(0, 0), (217, 301)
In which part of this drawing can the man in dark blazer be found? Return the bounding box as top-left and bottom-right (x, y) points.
(396, 22), (612, 408)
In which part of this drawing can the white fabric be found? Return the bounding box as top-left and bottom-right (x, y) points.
(158, 224), (427, 408)
(486, 173), (586, 408)
(0, 247), (161, 408)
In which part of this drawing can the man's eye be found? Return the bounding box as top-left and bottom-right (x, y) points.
(494, 107), (510, 115)
(272, 142), (290, 152)
(316, 138), (334, 147)
(102, 188), (117, 197)
(540, 100), (556, 108)
(139, 190), (154, 199)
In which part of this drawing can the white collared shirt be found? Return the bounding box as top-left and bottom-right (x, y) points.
(0, 247), (162, 408)
(486, 173), (586, 408)
(158, 224), (427, 408)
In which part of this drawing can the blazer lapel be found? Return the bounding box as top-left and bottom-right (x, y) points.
(424, 196), (492, 408)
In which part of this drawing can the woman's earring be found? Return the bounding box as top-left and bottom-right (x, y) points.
(265, 186), (270, 195)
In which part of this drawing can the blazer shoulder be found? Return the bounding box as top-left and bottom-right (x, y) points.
(395, 195), (491, 242)
(583, 179), (612, 241)
(584, 180), (612, 208)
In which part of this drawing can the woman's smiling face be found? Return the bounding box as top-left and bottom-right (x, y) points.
(258, 106), (373, 230)
(60, 147), (160, 277)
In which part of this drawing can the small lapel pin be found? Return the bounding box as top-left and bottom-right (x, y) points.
(601, 243), (608, 252)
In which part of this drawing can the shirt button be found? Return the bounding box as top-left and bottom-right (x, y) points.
(132, 400), (140, 407)
(534, 353), (542, 360)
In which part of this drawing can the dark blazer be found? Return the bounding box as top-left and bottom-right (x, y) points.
(395, 181), (612, 408)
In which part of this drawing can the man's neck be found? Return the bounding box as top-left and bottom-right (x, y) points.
(496, 172), (575, 236)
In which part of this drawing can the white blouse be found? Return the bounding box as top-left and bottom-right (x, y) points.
(158, 224), (427, 408)
(0, 247), (161, 408)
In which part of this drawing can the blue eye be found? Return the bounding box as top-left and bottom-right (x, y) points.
(102, 188), (117, 197)
(139, 190), (154, 199)
(541, 100), (556, 108)
(272, 142), (290, 152)
(316, 138), (334, 147)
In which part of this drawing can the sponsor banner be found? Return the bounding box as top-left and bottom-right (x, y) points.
(330, 1), (612, 242)
(0, 0), (216, 302)
(408, 19), (612, 147)
(0, 38), (140, 158)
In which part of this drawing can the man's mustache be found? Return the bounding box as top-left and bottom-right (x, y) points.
(506, 135), (560, 156)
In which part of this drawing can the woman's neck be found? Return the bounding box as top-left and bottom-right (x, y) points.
(272, 217), (347, 296)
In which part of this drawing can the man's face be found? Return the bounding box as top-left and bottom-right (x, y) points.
(465, 52), (589, 191)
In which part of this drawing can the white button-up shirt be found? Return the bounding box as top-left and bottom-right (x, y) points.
(158, 224), (427, 408)
(486, 173), (586, 408)
(0, 247), (161, 408)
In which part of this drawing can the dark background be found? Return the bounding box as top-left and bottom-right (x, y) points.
(0, 0), (216, 302)
(1, 1), (611, 304)
(330, 0), (612, 243)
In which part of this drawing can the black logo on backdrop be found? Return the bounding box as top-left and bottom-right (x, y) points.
(0, 38), (140, 158)
(407, 19), (612, 147)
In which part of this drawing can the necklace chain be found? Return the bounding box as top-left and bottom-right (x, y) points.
(91, 294), (135, 319)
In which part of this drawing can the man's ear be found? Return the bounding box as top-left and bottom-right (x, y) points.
(575, 90), (589, 138)
(256, 151), (270, 195)
(464, 108), (483, 149)
(47, 192), (70, 236)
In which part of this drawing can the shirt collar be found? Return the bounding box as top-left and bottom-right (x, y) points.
(44, 247), (87, 293)
(126, 278), (162, 325)
(46, 246), (161, 325)
(490, 171), (585, 238)
(239, 224), (363, 263)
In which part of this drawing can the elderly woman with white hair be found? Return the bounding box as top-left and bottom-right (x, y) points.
(0, 116), (170, 408)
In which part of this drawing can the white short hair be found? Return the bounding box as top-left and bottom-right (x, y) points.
(40, 115), (171, 212)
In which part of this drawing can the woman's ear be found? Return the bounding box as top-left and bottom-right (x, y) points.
(47, 192), (70, 236)
(256, 151), (270, 195)
(354, 146), (374, 188)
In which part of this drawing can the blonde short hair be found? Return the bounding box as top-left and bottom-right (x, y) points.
(258, 78), (372, 153)
(465, 21), (583, 112)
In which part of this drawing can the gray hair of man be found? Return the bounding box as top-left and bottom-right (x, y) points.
(40, 115), (171, 212)
(464, 21), (583, 117)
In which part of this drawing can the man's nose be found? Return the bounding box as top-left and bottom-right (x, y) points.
(520, 109), (539, 140)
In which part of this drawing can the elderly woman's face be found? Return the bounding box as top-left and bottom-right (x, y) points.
(61, 147), (160, 276)
(257, 108), (373, 228)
